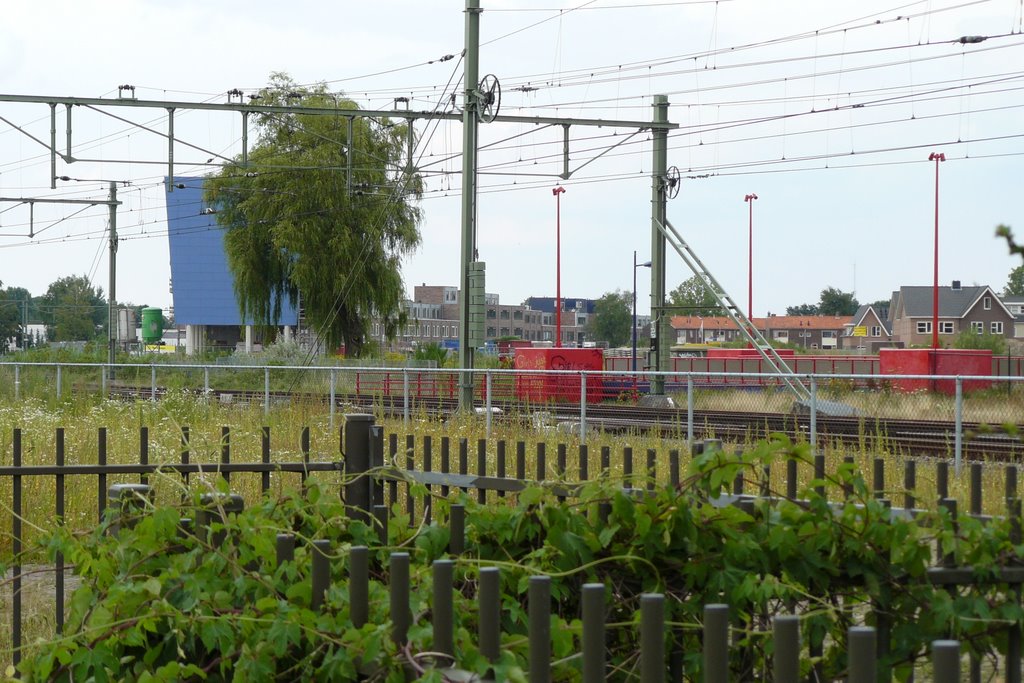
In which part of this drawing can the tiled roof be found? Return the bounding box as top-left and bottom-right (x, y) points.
(896, 285), (988, 318)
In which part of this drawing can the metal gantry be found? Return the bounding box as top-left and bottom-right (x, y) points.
(0, 1), (682, 410)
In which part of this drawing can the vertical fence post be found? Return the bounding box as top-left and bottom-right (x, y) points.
(55, 428), (65, 633)
(687, 374), (694, 446)
(704, 604), (729, 683)
(204, 366), (210, 396)
(479, 567), (501, 665)
(12, 429), (22, 668)
(529, 575), (551, 682)
(582, 584), (605, 683)
(343, 414), (374, 524)
(276, 533), (295, 566)
(773, 615), (800, 683)
(954, 376), (963, 475)
(263, 367), (270, 416)
(640, 593), (665, 683)
(311, 540), (330, 612)
(100, 364), (105, 399)
(580, 372), (588, 442)
(390, 552), (410, 646)
(449, 504), (465, 556)
(152, 364), (157, 402)
(1008, 497), (1022, 683)
(330, 368), (337, 431)
(809, 376), (817, 450)
(932, 640), (961, 683)
(905, 460), (917, 511)
(485, 370), (493, 439)
(403, 368), (410, 430)
(433, 559), (454, 657)
(350, 546), (369, 629)
(14, 364), (20, 401)
(848, 626), (876, 683)
(56, 364), (62, 398)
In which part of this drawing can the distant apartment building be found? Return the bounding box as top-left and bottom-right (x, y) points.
(372, 285), (588, 351)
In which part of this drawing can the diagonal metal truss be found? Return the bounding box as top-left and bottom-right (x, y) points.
(654, 217), (811, 402)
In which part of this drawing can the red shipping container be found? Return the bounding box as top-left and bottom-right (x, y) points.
(879, 348), (992, 394)
(514, 348), (605, 403)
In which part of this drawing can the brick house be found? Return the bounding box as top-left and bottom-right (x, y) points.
(842, 305), (897, 351)
(1002, 294), (1024, 338)
(887, 283), (1015, 347)
(671, 315), (850, 350)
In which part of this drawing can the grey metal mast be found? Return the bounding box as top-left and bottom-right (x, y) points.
(650, 96), (670, 395)
(107, 182), (118, 375)
(458, 0), (481, 410)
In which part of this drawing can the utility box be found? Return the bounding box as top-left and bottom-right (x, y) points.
(468, 261), (486, 348)
(514, 347), (604, 403)
(116, 308), (137, 342)
(879, 348), (992, 394)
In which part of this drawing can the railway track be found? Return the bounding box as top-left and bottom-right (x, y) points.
(105, 384), (1023, 460)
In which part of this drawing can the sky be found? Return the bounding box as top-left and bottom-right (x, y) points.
(1, 0), (1023, 320)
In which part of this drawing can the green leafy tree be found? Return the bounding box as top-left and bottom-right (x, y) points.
(205, 73), (423, 357)
(818, 287), (859, 316)
(412, 341), (449, 366)
(954, 329), (1008, 354)
(668, 275), (720, 316)
(588, 290), (632, 347)
(40, 275), (106, 342)
(785, 303), (819, 316)
(1005, 264), (1024, 296)
(0, 282), (30, 351)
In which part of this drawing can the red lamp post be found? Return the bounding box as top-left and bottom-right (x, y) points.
(552, 186), (566, 346)
(928, 152), (945, 350)
(744, 193), (758, 320)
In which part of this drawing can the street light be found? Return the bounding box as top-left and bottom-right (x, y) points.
(928, 152), (945, 350)
(744, 193), (758, 320)
(633, 251), (652, 374)
(552, 186), (566, 346)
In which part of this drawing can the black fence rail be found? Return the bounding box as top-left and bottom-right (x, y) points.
(2, 413), (1024, 679)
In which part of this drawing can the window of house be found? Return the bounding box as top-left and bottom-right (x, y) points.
(514, 327), (523, 337)
(486, 309), (496, 319)
(500, 310), (509, 319)
(984, 297), (992, 310)
(870, 326), (881, 337)
(916, 321), (931, 334)
(487, 327), (496, 337)
(500, 327), (509, 336)
(773, 330), (788, 340)
(971, 321), (984, 333)
(939, 321), (954, 334)
(992, 321), (1004, 334)
(513, 311), (522, 320)
(822, 330), (835, 338)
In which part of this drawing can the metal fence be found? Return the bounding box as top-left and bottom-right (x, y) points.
(1, 361), (1022, 469)
(0, 413), (1020, 679)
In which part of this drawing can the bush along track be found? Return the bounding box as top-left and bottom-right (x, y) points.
(18, 435), (1024, 681)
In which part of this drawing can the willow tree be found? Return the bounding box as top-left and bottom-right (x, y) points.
(205, 73), (423, 356)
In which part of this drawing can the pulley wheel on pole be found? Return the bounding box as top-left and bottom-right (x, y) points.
(665, 166), (681, 200)
(477, 75), (501, 123)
